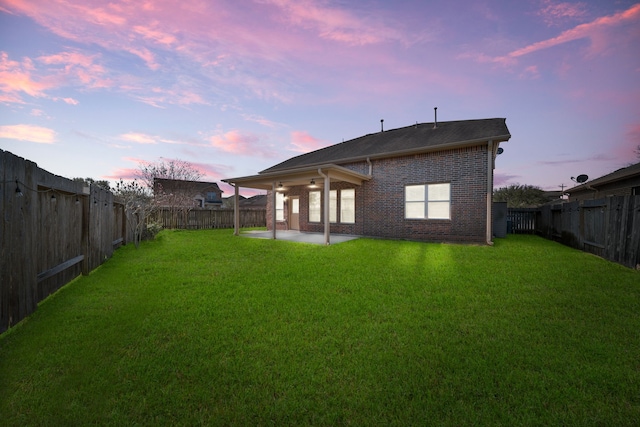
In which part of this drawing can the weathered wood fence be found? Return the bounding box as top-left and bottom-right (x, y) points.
(507, 196), (640, 269)
(0, 150), (134, 334)
(507, 208), (537, 234)
(152, 208), (266, 229)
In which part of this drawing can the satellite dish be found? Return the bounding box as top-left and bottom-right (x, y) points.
(497, 148), (504, 155)
(571, 174), (589, 183)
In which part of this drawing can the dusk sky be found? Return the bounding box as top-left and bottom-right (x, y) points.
(1, 0), (638, 197)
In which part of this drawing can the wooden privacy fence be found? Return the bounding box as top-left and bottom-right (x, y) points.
(0, 150), (134, 334)
(535, 196), (640, 269)
(507, 208), (537, 234)
(152, 208), (266, 229)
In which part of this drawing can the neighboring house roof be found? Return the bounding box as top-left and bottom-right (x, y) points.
(567, 162), (640, 193)
(261, 118), (510, 173)
(241, 194), (267, 208)
(154, 178), (223, 203)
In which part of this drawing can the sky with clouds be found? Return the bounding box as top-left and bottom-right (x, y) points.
(1, 0), (638, 196)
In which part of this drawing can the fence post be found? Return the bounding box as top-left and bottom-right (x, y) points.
(81, 191), (90, 276)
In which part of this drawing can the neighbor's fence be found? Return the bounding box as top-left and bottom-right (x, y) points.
(507, 196), (640, 269)
(152, 208), (266, 229)
(536, 196), (640, 269)
(507, 208), (537, 234)
(0, 149), (134, 334)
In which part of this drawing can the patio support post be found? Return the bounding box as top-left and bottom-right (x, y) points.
(486, 140), (494, 245)
(233, 183), (240, 236)
(319, 168), (330, 245)
(272, 181), (277, 240)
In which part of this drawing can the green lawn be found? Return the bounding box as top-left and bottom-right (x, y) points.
(1, 230), (639, 426)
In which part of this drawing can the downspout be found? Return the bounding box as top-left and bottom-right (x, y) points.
(486, 140), (494, 245)
(318, 168), (330, 245)
(271, 181), (277, 240)
(233, 183), (240, 236)
(366, 157), (372, 176)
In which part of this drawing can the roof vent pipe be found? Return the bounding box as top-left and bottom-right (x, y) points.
(380, 119), (384, 132)
(433, 107), (438, 129)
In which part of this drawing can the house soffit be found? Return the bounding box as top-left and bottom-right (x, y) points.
(223, 164), (371, 190)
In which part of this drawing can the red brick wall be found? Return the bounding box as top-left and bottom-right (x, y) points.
(266, 145), (490, 243)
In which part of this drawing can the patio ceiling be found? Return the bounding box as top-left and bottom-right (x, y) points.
(222, 163), (371, 190)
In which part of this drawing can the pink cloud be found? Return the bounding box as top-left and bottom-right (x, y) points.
(0, 52), (54, 101)
(493, 172), (521, 188)
(0, 124), (56, 143)
(260, 0), (415, 46)
(504, 3), (640, 61)
(133, 25), (177, 46)
(188, 161), (233, 181)
(537, 0), (588, 27)
(0, 50), (113, 104)
(209, 130), (277, 157)
(119, 132), (158, 144)
(289, 130), (330, 153)
(613, 123), (640, 160)
(103, 167), (139, 181)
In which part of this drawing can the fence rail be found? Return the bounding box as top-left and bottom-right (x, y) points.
(152, 208), (265, 229)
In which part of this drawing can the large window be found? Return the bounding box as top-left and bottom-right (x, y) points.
(310, 189), (357, 223)
(340, 189), (355, 223)
(405, 183), (450, 219)
(309, 191), (321, 222)
(275, 192), (285, 221)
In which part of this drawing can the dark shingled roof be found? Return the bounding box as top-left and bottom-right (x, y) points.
(567, 162), (640, 193)
(262, 118), (510, 173)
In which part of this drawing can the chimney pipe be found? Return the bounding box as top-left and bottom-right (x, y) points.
(433, 107), (438, 129)
(380, 119), (384, 132)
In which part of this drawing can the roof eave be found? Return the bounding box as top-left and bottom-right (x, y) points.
(262, 134), (511, 173)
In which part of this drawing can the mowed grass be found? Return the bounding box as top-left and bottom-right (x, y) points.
(1, 230), (639, 426)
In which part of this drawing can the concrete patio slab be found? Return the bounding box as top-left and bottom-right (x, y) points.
(240, 230), (359, 245)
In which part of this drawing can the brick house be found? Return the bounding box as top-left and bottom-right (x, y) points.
(223, 118), (511, 245)
(153, 178), (223, 209)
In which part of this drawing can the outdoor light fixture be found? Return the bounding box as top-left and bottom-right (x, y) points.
(15, 180), (23, 197)
(51, 194), (56, 202)
(278, 182), (283, 188)
(309, 179), (316, 188)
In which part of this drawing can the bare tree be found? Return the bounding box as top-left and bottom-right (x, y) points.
(113, 179), (158, 248)
(137, 158), (204, 229)
(136, 158), (203, 191)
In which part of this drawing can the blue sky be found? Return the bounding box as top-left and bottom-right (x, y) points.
(1, 0), (638, 197)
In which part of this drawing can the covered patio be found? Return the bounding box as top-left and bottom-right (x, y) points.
(222, 163), (371, 245)
(240, 230), (359, 245)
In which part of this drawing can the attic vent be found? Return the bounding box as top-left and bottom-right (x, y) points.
(433, 107), (438, 129)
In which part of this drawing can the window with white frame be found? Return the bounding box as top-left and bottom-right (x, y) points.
(340, 189), (355, 223)
(330, 190), (337, 223)
(309, 191), (321, 222)
(405, 183), (450, 219)
(275, 192), (285, 221)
